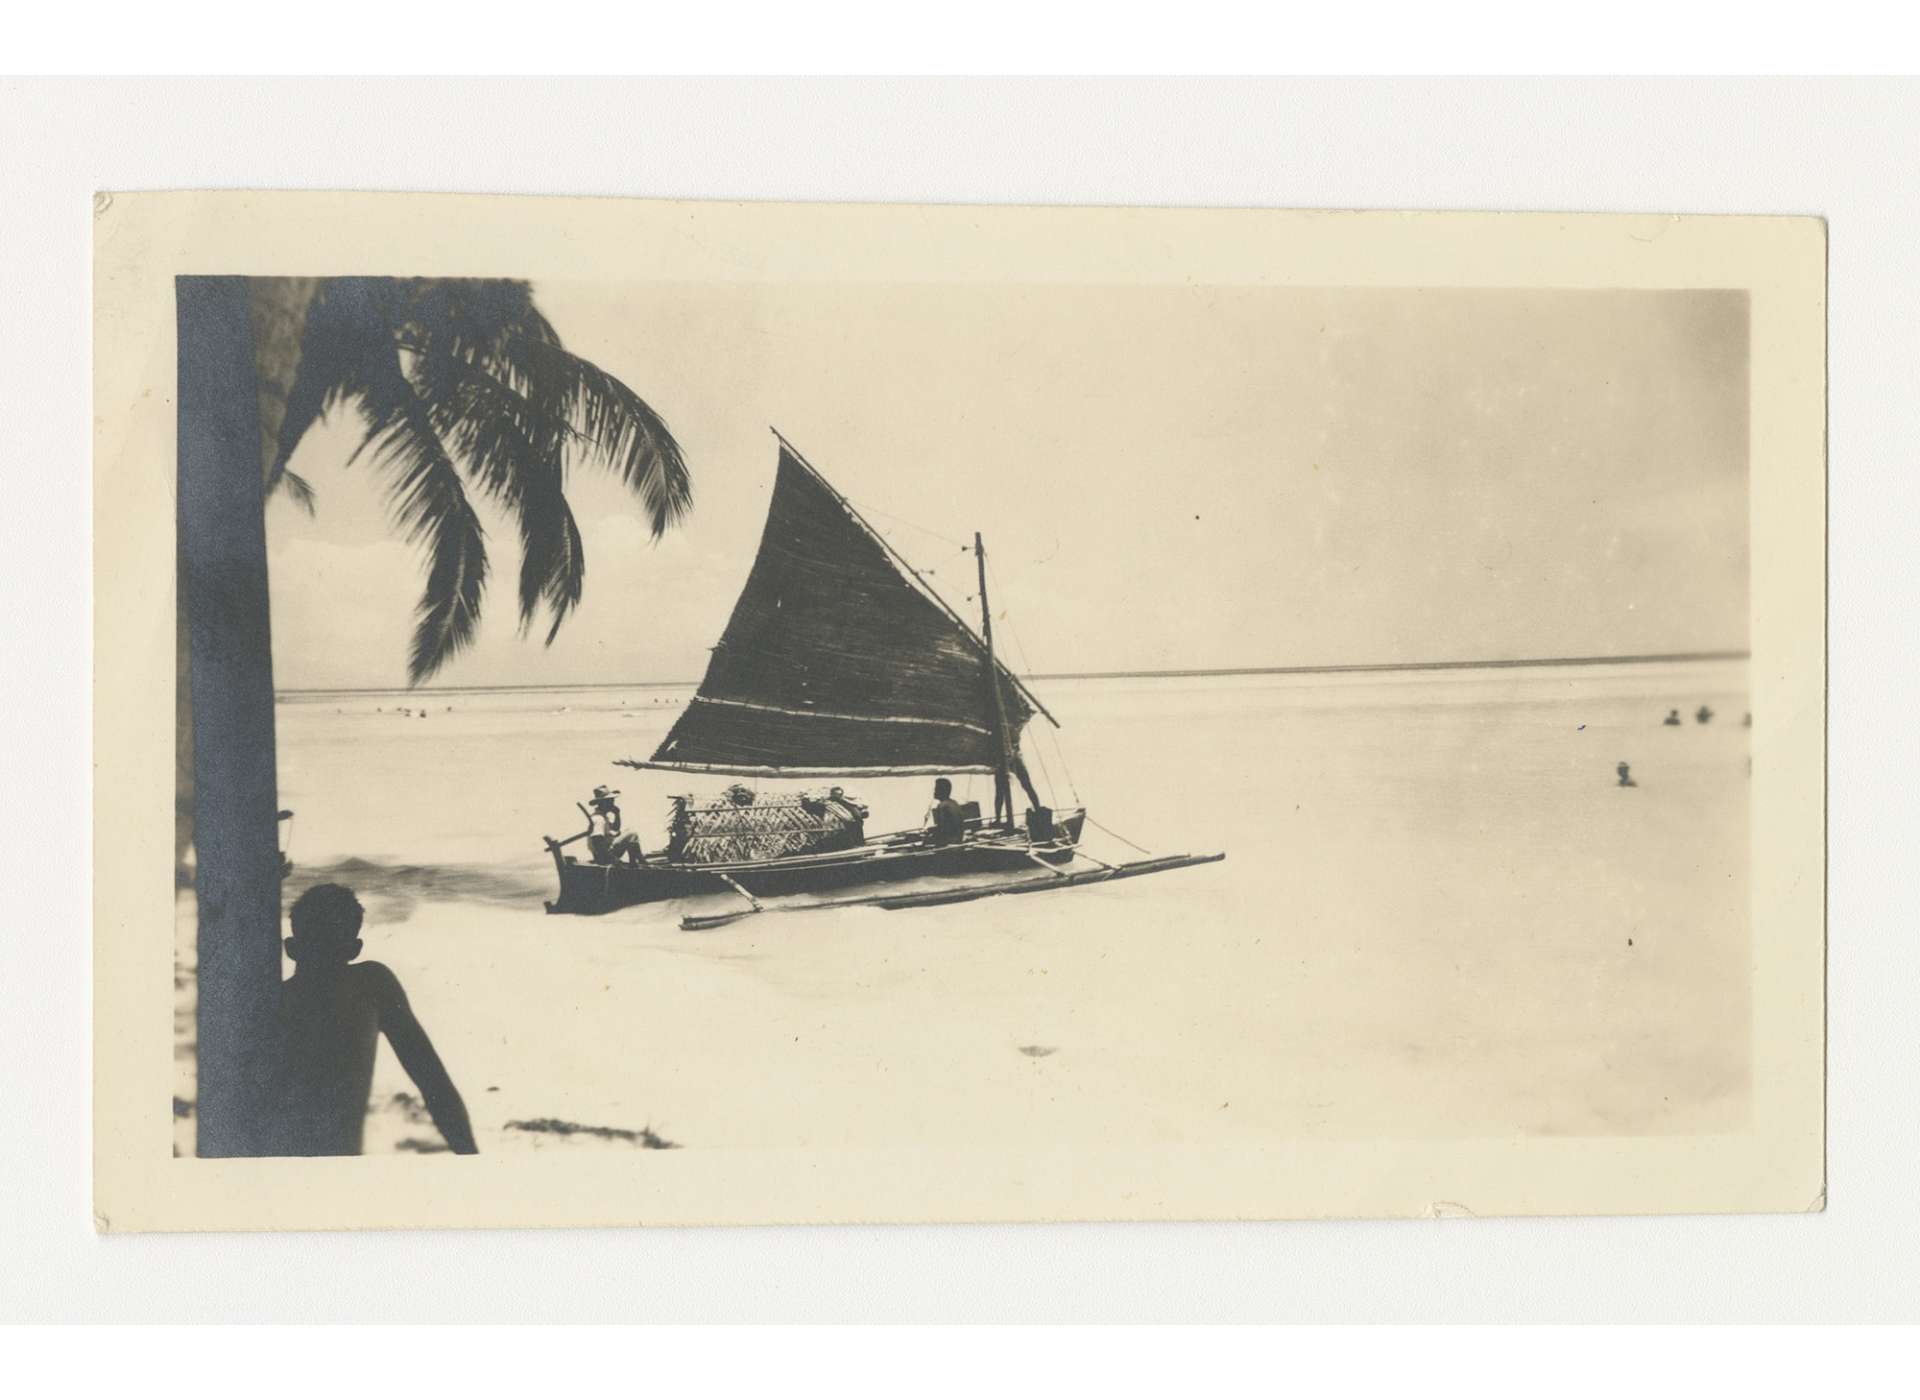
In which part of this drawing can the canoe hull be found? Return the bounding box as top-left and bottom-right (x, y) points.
(547, 810), (1086, 915)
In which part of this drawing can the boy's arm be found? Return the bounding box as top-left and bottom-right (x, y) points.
(375, 974), (479, 1154)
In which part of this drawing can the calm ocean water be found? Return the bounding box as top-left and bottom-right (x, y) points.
(275, 660), (1749, 869)
(237, 659), (1751, 1151)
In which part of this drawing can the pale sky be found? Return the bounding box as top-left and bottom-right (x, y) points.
(267, 284), (1748, 691)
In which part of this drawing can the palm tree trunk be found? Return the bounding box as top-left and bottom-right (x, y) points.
(178, 277), (286, 1157)
(247, 277), (319, 484)
(176, 278), (317, 878)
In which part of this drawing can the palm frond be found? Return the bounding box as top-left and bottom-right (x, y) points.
(408, 494), (489, 687)
(268, 279), (388, 489)
(290, 277), (687, 676)
(528, 492), (586, 646)
(390, 279), (554, 389)
(414, 348), (578, 508)
(348, 340), (490, 685)
(500, 336), (692, 539)
(273, 469), (318, 516)
(401, 301), (589, 645)
(408, 346), (584, 641)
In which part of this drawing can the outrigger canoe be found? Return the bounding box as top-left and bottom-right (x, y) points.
(546, 807), (1086, 915)
(542, 431), (1220, 917)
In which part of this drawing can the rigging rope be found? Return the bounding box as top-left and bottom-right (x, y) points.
(856, 502), (972, 553)
(1086, 816), (1152, 856)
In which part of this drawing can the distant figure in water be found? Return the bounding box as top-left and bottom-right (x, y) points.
(1696, 704), (1715, 724)
(928, 777), (966, 846)
(1743, 712), (1752, 728)
(1616, 761), (1637, 788)
(277, 884), (477, 1156)
(587, 785), (645, 866)
(1663, 709), (1683, 726)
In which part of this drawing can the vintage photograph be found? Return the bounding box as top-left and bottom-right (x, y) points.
(94, 195), (1824, 1228)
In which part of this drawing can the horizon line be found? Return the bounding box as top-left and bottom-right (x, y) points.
(275, 649), (1751, 698)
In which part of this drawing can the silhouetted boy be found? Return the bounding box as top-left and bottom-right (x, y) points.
(278, 883), (477, 1156)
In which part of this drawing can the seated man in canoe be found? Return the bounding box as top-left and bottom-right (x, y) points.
(586, 785), (646, 867)
(928, 777), (968, 846)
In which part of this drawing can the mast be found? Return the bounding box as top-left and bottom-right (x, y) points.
(976, 532), (1015, 825)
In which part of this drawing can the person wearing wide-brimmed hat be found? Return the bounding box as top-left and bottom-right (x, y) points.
(586, 785), (646, 867)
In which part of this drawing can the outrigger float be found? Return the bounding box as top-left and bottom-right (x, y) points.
(542, 432), (1223, 923)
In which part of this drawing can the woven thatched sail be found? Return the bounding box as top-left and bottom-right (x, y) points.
(632, 444), (1036, 777)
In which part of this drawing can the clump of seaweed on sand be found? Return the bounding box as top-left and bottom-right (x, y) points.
(505, 1117), (679, 1149)
(384, 1090), (434, 1124)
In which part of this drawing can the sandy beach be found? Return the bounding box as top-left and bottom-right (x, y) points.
(175, 658), (1749, 1157)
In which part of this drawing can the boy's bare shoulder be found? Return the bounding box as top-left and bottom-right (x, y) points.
(347, 960), (408, 1005)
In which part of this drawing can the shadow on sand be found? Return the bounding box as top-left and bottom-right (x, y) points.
(287, 856), (552, 925)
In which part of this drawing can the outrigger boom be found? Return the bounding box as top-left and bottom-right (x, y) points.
(681, 851), (1227, 931)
